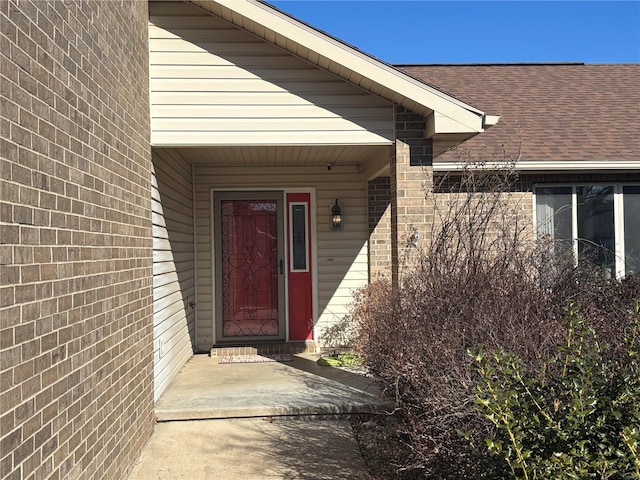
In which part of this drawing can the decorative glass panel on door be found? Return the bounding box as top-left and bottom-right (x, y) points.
(220, 199), (279, 336)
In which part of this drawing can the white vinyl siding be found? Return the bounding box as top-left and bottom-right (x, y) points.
(152, 149), (195, 401)
(148, 2), (394, 146)
(193, 164), (368, 349)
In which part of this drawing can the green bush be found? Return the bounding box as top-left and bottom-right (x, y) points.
(471, 301), (640, 479)
(317, 352), (361, 367)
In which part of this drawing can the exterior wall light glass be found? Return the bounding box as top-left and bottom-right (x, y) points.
(331, 199), (343, 231)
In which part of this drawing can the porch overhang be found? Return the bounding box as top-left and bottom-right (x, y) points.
(187, 0), (496, 137)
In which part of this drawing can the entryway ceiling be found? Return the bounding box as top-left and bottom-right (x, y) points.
(155, 145), (391, 168)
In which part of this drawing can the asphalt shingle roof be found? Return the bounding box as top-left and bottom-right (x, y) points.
(396, 64), (640, 162)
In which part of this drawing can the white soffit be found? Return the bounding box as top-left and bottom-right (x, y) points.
(187, 0), (492, 135)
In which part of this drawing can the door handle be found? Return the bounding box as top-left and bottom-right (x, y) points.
(279, 259), (284, 275)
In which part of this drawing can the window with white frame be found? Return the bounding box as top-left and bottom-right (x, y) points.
(534, 184), (640, 278)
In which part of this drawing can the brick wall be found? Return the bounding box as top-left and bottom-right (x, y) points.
(428, 172), (640, 255)
(1, 1), (154, 479)
(390, 106), (434, 284)
(368, 177), (391, 280)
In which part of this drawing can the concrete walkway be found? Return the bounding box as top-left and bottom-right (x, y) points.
(127, 354), (389, 479)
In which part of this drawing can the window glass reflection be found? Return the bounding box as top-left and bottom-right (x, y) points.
(623, 186), (640, 276)
(576, 186), (615, 273)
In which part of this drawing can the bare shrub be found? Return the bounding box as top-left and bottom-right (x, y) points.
(351, 160), (640, 478)
(318, 314), (358, 349)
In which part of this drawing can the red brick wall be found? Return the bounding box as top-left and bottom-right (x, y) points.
(1, 1), (154, 479)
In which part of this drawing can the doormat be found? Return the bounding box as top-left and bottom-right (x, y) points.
(218, 354), (294, 364)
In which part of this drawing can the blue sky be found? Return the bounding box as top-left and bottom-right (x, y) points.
(269, 1), (640, 64)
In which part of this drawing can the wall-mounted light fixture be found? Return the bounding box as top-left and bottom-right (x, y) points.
(330, 199), (343, 231)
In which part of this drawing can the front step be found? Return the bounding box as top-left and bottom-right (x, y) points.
(210, 340), (317, 357)
(155, 354), (388, 422)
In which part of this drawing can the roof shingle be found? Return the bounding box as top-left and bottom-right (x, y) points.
(397, 64), (640, 162)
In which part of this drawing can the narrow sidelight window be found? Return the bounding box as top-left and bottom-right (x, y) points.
(290, 203), (308, 271)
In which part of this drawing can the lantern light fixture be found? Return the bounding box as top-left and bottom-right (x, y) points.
(330, 199), (343, 231)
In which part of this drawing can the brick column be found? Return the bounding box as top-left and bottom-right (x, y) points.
(390, 107), (434, 286)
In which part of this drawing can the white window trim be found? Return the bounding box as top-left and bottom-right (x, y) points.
(534, 182), (640, 279)
(614, 184), (628, 279)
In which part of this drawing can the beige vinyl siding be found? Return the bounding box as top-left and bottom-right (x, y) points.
(152, 149), (195, 401)
(192, 164), (368, 349)
(187, 0), (487, 134)
(148, 1), (393, 146)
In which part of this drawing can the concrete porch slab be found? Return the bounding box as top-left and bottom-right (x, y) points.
(154, 353), (389, 421)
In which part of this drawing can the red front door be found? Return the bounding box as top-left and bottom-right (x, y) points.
(214, 192), (285, 341)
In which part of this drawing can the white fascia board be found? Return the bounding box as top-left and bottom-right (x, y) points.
(484, 115), (500, 127)
(427, 114), (500, 136)
(427, 112), (479, 136)
(433, 160), (640, 172)
(196, 0), (487, 134)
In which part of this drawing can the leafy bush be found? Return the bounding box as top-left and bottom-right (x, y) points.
(472, 300), (640, 479)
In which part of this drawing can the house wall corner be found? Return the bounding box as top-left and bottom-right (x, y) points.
(390, 107), (435, 285)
